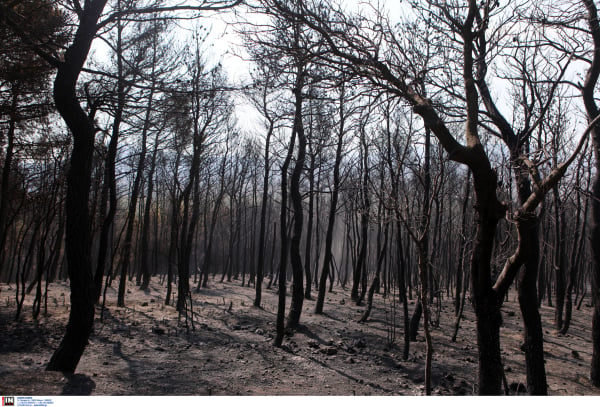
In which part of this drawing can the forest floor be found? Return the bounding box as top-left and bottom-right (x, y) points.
(0, 277), (599, 396)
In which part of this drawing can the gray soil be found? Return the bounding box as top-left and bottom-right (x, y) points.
(0, 279), (598, 395)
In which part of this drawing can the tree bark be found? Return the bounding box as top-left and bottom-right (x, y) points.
(455, 172), (471, 316)
(303, 140), (315, 300)
(254, 118), (273, 306)
(286, 61), (306, 331)
(0, 89), (18, 275)
(46, 0), (108, 372)
(355, 127), (370, 306)
(139, 131), (160, 291)
(582, 0), (600, 387)
(315, 84), (346, 315)
(553, 185), (566, 331)
(561, 156), (588, 335)
(274, 117), (296, 347)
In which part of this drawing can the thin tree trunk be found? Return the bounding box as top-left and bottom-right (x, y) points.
(165, 153), (182, 306)
(109, 12), (127, 306)
(118, 51), (153, 303)
(353, 126), (369, 306)
(315, 83), (346, 315)
(274, 117), (296, 347)
(455, 172), (471, 316)
(286, 58), (306, 331)
(360, 216), (388, 323)
(254, 116), (273, 306)
(199, 155), (228, 290)
(396, 221), (410, 360)
(553, 184), (566, 331)
(139, 131), (160, 291)
(561, 155), (588, 335)
(304, 143), (315, 300)
(0, 89), (19, 275)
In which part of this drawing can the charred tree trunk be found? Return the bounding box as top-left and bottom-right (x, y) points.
(360, 191), (388, 323)
(286, 62), (306, 331)
(396, 220), (410, 360)
(198, 155), (227, 291)
(455, 172), (471, 316)
(46, 0), (108, 372)
(353, 126), (370, 306)
(0, 89), (18, 275)
(303, 141), (315, 300)
(176, 90), (206, 312)
(108, 13), (127, 306)
(254, 118), (273, 306)
(409, 300), (422, 341)
(553, 184), (566, 331)
(582, 0), (600, 387)
(274, 121), (296, 347)
(315, 84), (346, 315)
(165, 153), (182, 306)
(119, 39), (153, 299)
(139, 131), (160, 291)
(561, 155), (588, 335)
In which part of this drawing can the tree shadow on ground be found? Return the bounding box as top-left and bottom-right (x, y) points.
(0, 310), (56, 354)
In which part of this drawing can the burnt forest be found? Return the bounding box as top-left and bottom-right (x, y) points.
(1, 0), (600, 396)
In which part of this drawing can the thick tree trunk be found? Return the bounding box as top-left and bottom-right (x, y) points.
(469, 166), (506, 395)
(591, 155), (600, 386)
(510, 150), (548, 394)
(46, 0), (108, 372)
(473, 292), (503, 395)
(516, 212), (548, 394)
(581, 0), (600, 385)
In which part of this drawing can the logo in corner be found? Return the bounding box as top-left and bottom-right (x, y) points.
(2, 397), (14, 406)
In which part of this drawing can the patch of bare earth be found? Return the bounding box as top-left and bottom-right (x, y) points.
(0, 279), (598, 395)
